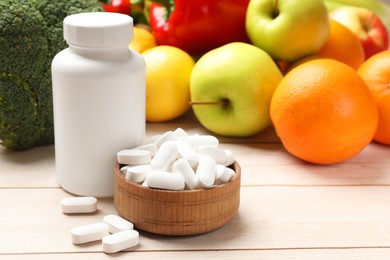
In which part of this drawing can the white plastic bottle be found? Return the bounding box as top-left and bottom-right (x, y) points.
(51, 12), (145, 197)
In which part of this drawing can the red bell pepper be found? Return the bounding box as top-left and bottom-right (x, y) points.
(101, 0), (132, 15)
(149, 0), (251, 55)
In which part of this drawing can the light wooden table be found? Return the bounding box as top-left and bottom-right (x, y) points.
(1, 112), (390, 259)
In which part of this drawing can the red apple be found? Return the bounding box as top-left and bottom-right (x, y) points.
(330, 6), (389, 59)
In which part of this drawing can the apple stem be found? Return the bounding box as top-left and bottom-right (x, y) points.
(189, 101), (227, 105)
(272, 0), (279, 18)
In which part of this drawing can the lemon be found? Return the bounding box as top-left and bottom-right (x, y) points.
(129, 27), (156, 53)
(142, 46), (195, 122)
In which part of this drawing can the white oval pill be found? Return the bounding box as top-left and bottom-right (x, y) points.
(195, 156), (217, 188)
(61, 197), (97, 214)
(134, 143), (158, 157)
(146, 171), (185, 191)
(173, 127), (188, 138)
(199, 146), (227, 165)
(103, 230), (139, 254)
(224, 149), (235, 166)
(184, 135), (219, 150)
(103, 214), (134, 233)
(176, 140), (199, 168)
(125, 164), (150, 183)
(215, 164), (235, 185)
(117, 149), (151, 165)
(71, 223), (109, 244)
(153, 130), (176, 147)
(150, 141), (178, 171)
(172, 158), (197, 190)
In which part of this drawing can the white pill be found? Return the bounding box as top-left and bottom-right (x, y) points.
(199, 146), (227, 165)
(184, 135), (219, 150)
(176, 140), (199, 168)
(61, 197), (97, 214)
(134, 143), (158, 157)
(224, 149), (235, 166)
(195, 156), (217, 188)
(117, 149), (151, 165)
(172, 158), (197, 190)
(153, 130), (176, 147)
(71, 223), (109, 244)
(146, 171), (185, 191)
(173, 127), (188, 138)
(103, 214), (134, 233)
(150, 141), (178, 171)
(215, 165), (235, 185)
(125, 164), (150, 183)
(102, 230), (139, 254)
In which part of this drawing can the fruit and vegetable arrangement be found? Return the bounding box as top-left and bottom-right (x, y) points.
(1, 0), (389, 166)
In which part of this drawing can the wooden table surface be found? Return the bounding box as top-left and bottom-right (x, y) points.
(1, 112), (390, 259)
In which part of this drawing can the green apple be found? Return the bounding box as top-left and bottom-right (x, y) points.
(246, 0), (330, 62)
(190, 42), (283, 137)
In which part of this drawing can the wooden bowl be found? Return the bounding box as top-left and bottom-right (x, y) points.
(114, 161), (241, 236)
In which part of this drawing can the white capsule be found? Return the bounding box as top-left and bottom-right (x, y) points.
(215, 165), (235, 185)
(125, 164), (150, 183)
(173, 127), (188, 138)
(102, 230), (139, 254)
(71, 223), (109, 244)
(117, 149), (151, 165)
(61, 197), (97, 214)
(224, 149), (235, 166)
(150, 141), (178, 171)
(176, 140), (200, 168)
(195, 156), (217, 188)
(172, 158), (197, 190)
(103, 214), (134, 233)
(153, 130), (176, 147)
(146, 171), (185, 191)
(184, 135), (219, 150)
(199, 146), (227, 165)
(134, 143), (158, 157)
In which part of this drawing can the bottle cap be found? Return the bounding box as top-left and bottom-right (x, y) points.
(64, 12), (133, 47)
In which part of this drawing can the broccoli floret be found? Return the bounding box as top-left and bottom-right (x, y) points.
(0, 0), (103, 150)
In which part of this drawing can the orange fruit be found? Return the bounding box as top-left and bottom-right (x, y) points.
(316, 19), (365, 70)
(270, 59), (378, 164)
(358, 50), (390, 145)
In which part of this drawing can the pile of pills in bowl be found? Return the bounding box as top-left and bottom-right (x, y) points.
(117, 128), (236, 191)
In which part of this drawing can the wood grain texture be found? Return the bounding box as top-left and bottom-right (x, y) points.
(1, 110), (390, 258)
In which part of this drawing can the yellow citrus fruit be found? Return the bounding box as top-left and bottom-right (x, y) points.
(270, 59), (378, 164)
(129, 27), (157, 53)
(142, 45), (195, 122)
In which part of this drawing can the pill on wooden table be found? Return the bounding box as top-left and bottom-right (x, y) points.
(117, 149), (151, 165)
(134, 143), (158, 157)
(125, 164), (150, 183)
(150, 141), (178, 171)
(195, 156), (217, 188)
(61, 197), (97, 214)
(224, 149), (235, 166)
(102, 230), (139, 254)
(146, 171), (185, 191)
(103, 214), (133, 233)
(176, 140), (199, 168)
(172, 158), (197, 190)
(71, 223), (109, 244)
(199, 146), (227, 165)
(184, 135), (219, 150)
(215, 165), (235, 185)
